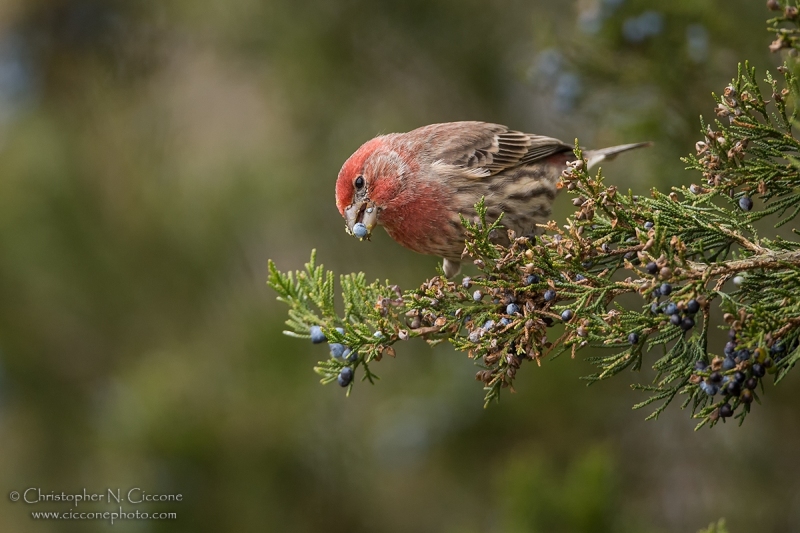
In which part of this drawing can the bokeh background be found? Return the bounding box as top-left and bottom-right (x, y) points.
(0, 0), (798, 532)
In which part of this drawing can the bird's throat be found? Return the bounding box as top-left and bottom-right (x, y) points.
(379, 188), (460, 258)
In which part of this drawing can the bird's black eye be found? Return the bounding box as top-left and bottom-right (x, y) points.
(354, 176), (365, 190)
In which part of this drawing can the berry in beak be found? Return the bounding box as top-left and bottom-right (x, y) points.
(344, 201), (378, 240)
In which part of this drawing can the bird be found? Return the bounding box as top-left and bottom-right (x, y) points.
(335, 121), (649, 278)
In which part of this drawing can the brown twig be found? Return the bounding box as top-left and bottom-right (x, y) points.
(774, 316), (800, 339)
(691, 249), (800, 280)
(713, 224), (767, 254)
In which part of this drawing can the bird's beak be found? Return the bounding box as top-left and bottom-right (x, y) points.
(344, 201), (378, 240)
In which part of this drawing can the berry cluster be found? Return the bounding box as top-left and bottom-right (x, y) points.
(692, 329), (795, 421)
(644, 273), (700, 332)
(462, 269), (577, 389)
(309, 325), (358, 386)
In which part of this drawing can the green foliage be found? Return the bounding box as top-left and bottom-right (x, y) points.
(698, 519), (730, 533)
(267, 251), (399, 390)
(496, 447), (618, 533)
(768, 0), (800, 53)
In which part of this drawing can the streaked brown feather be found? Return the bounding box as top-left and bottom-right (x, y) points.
(420, 122), (572, 176)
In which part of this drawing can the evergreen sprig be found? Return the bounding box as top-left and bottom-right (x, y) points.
(268, 10), (800, 428)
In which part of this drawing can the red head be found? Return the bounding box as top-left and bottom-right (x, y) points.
(335, 137), (383, 219)
(334, 132), (453, 256)
(335, 136), (409, 239)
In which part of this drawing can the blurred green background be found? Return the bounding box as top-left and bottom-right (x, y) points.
(0, 0), (798, 532)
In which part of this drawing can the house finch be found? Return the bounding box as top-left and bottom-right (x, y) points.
(335, 121), (649, 278)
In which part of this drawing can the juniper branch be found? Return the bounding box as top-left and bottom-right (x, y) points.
(268, 9), (800, 429)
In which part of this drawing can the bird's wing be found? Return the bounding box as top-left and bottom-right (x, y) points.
(425, 122), (573, 177)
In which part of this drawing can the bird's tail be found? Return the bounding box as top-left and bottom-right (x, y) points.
(584, 141), (652, 169)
